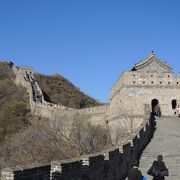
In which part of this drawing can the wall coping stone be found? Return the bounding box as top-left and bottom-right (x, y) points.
(51, 158), (81, 166)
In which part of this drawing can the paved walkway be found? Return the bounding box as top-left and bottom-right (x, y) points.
(139, 116), (180, 180)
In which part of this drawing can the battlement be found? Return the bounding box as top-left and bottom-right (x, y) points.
(13, 66), (34, 75)
(111, 71), (180, 99)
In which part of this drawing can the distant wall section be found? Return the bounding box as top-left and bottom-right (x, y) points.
(13, 66), (109, 126)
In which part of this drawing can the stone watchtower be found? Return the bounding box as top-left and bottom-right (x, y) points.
(109, 53), (180, 117)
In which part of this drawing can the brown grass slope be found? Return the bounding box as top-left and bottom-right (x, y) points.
(0, 62), (30, 140)
(35, 73), (101, 108)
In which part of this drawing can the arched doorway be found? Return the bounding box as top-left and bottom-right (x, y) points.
(151, 99), (161, 116)
(172, 99), (177, 109)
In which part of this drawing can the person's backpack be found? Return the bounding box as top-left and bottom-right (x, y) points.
(152, 165), (160, 177)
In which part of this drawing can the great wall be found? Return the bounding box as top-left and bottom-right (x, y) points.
(1, 112), (156, 180)
(1, 53), (180, 179)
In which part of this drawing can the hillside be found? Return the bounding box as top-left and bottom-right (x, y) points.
(0, 62), (101, 141)
(0, 62), (109, 169)
(0, 62), (30, 140)
(35, 73), (101, 108)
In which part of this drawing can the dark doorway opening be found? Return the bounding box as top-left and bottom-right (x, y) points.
(151, 99), (161, 116)
(172, 99), (177, 109)
(151, 99), (158, 111)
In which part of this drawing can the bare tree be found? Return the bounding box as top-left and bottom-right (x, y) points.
(113, 116), (136, 144)
(70, 113), (110, 154)
(0, 113), (111, 169)
(0, 115), (75, 169)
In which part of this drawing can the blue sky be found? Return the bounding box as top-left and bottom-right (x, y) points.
(1, 0), (180, 102)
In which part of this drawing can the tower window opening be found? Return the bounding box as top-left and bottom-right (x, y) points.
(172, 99), (177, 109)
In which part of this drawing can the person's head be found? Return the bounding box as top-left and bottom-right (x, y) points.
(157, 155), (163, 161)
(133, 160), (140, 167)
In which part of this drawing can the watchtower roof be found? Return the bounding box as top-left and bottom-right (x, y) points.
(132, 53), (173, 73)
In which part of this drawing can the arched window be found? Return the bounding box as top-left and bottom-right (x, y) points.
(172, 99), (177, 109)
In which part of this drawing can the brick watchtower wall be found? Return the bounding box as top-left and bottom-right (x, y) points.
(109, 54), (180, 117)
